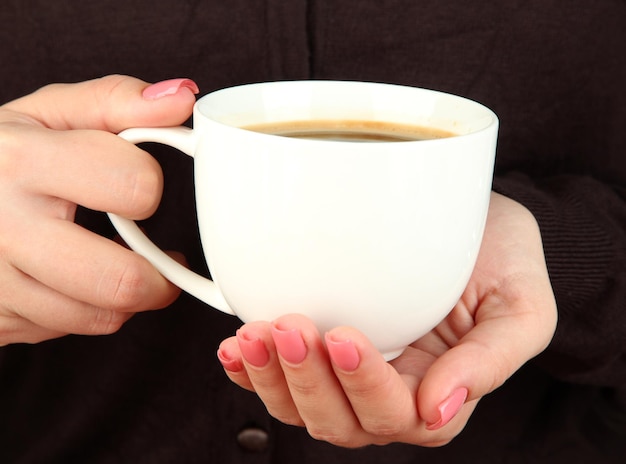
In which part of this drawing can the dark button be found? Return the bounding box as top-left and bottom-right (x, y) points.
(237, 426), (270, 452)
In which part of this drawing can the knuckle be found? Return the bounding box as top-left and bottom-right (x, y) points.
(306, 426), (357, 448)
(285, 378), (322, 399)
(0, 114), (48, 184)
(126, 161), (163, 218)
(360, 418), (406, 438)
(269, 411), (305, 428)
(93, 74), (127, 110)
(93, 75), (139, 133)
(98, 257), (151, 311)
(86, 308), (128, 335)
(245, 373), (285, 393)
(0, 320), (17, 346)
(0, 128), (25, 181)
(479, 342), (516, 391)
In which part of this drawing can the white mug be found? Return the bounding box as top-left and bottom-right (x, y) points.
(108, 80), (498, 360)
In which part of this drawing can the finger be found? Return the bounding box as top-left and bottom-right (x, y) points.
(235, 321), (303, 426)
(1, 262), (132, 337)
(270, 315), (369, 447)
(417, 293), (556, 430)
(6, 123), (164, 219)
(324, 325), (422, 444)
(3, 75), (198, 132)
(0, 312), (66, 346)
(9, 217), (181, 312)
(217, 336), (255, 392)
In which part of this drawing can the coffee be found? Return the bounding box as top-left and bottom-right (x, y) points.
(243, 119), (456, 142)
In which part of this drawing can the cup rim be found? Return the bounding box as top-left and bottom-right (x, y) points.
(194, 80), (499, 143)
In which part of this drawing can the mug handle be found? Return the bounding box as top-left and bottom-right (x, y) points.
(107, 127), (234, 315)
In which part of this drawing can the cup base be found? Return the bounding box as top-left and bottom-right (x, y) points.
(382, 348), (405, 361)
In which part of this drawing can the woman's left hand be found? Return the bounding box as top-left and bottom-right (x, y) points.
(217, 192), (557, 447)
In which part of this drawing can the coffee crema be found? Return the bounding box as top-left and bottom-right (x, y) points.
(242, 119), (456, 142)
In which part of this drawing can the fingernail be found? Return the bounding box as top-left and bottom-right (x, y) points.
(271, 325), (307, 365)
(142, 78), (200, 100)
(236, 330), (270, 368)
(325, 334), (360, 371)
(217, 348), (243, 373)
(426, 387), (468, 430)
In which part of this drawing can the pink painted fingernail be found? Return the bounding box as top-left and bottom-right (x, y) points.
(217, 348), (243, 373)
(142, 78), (199, 100)
(236, 330), (270, 368)
(271, 325), (307, 365)
(426, 387), (468, 430)
(325, 334), (360, 371)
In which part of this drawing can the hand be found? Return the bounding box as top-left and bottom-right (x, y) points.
(217, 192), (558, 447)
(0, 75), (198, 345)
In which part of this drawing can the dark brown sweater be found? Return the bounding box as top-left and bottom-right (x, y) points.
(0, 1), (624, 462)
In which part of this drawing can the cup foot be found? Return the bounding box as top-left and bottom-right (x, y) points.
(382, 348), (405, 361)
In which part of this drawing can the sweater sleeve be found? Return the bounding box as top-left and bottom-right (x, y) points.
(493, 172), (626, 388)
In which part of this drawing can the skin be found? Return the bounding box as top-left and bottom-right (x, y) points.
(0, 75), (558, 448)
(218, 192), (558, 447)
(0, 75), (195, 344)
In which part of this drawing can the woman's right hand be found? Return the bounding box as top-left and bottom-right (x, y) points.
(0, 75), (198, 345)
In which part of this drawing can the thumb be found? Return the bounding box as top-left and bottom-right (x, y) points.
(4, 74), (199, 132)
(416, 296), (556, 430)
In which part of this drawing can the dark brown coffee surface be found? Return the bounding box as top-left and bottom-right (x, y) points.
(243, 119), (456, 142)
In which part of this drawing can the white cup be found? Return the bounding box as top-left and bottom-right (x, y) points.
(108, 80), (498, 360)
